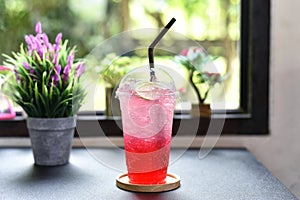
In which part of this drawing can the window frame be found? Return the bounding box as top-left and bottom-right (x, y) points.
(0, 0), (270, 137)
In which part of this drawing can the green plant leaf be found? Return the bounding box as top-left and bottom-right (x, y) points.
(34, 82), (42, 114)
(15, 85), (30, 100)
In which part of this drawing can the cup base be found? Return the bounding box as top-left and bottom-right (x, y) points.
(116, 173), (180, 192)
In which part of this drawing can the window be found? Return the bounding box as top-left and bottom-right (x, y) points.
(0, 0), (269, 136)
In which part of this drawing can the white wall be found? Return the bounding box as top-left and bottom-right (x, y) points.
(246, 0), (300, 197)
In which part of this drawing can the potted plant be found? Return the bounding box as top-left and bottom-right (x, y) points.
(175, 47), (225, 117)
(96, 53), (137, 116)
(3, 22), (86, 166)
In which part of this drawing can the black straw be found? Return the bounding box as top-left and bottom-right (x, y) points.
(148, 17), (176, 81)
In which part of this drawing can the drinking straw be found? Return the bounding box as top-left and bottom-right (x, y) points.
(148, 17), (176, 81)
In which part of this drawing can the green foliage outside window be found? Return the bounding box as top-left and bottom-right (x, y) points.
(0, 0), (240, 110)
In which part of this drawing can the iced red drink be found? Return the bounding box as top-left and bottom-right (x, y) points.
(117, 76), (176, 184)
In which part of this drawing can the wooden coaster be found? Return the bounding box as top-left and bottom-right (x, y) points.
(116, 173), (180, 193)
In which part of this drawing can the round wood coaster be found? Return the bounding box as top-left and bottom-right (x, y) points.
(116, 173), (180, 193)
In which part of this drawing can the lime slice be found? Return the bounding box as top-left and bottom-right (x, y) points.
(135, 82), (160, 100)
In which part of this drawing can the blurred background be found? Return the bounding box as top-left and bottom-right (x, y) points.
(0, 0), (240, 111)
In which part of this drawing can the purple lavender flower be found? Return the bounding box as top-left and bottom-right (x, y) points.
(75, 62), (82, 71)
(47, 44), (54, 53)
(55, 33), (62, 45)
(63, 65), (71, 75)
(35, 22), (42, 34)
(23, 62), (30, 70)
(52, 33), (63, 52)
(75, 62), (86, 78)
(78, 65), (86, 77)
(53, 52), (59, 65)
(67, 53), (74, 66)
(62, 64), (71, 82)
(25, 35), (34, 55)
(29, 35), (37, 49)
(51, 64), (61, 86)
(55, 64), (62, 75)
(36, 33), (43, 41)
(24, 35), (32, 47)
(35, 37), (45, 58)
(53, 44), (60, 52)
(42, 33), (50, 48)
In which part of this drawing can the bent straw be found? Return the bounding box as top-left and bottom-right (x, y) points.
(148, 17), (176, 81)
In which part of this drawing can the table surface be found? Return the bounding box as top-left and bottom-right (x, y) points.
(0, 148), (297, 200)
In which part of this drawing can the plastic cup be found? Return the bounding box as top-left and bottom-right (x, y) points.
(116, 66), (177, 184)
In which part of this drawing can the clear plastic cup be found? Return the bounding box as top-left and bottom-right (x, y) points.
(116, 66), (177, 184)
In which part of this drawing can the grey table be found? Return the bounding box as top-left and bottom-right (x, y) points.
(0, 148), (297, 200)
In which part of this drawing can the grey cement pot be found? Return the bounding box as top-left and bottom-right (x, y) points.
(27, 117), (76, 166)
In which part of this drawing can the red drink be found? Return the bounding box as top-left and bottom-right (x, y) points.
(124, 133), (171, 184)
(117, 81), (176, 184)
